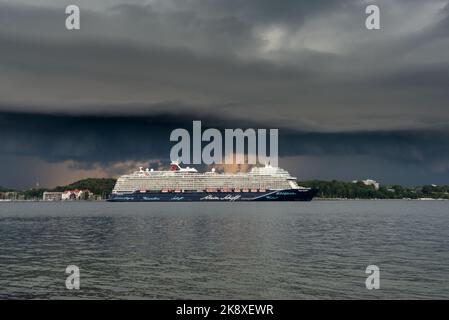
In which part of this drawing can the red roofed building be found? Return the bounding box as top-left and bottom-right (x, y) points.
(61, 189), (93, 200)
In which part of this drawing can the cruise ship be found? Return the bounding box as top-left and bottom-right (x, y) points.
(108, 161), (318, 202)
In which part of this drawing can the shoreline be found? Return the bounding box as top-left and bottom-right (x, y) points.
(1, 198), (448, 203)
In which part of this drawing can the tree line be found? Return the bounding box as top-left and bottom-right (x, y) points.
(301, 180), (449, 199)
(2, 178), (449, 200)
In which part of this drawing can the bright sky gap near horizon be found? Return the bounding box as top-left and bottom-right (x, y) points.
(1, 0), (449, 188)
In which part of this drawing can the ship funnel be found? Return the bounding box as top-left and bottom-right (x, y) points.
(170, 160), (181, 171)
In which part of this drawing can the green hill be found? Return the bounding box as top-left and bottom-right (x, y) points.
(52, 178), (117, 196)
(301, 180), (449, 199)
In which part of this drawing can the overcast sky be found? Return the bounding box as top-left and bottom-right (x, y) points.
(1, 0), (449, 188)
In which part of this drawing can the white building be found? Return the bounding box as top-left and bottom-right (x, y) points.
(43, 192), (63, 201)
(353, 179), (380, 190)
(61, 189), (93, 200)
(362, 179), (380, 190)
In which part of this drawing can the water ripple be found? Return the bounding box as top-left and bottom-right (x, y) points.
(0, 201), (448, 299)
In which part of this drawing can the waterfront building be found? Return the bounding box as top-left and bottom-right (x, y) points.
(43, 192), (63, 201)
(61, 189), (93, 200)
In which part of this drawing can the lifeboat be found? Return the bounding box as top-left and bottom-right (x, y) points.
(242, 189), (249, 193)
(250, 189), (258, 192)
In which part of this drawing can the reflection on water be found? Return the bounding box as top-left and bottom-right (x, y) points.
(0, 201), (449, 299)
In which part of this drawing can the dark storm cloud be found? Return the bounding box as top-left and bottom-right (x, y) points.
(1, 0), (449, 186)
(1, 0), (449, 131)
(167, 0), (345, 25)
(1, 111), (449, 169)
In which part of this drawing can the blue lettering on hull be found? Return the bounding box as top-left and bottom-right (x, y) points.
(108, 189), (318, 202)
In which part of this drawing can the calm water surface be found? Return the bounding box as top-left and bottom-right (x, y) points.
(0, 200), (448, 299)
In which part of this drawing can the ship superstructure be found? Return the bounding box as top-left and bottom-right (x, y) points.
(109, 161), (317, 202)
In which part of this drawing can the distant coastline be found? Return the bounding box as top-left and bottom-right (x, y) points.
(1, 178), (449, 201)
(1, 198), (448, 202)
(0, 178), (116, 201)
